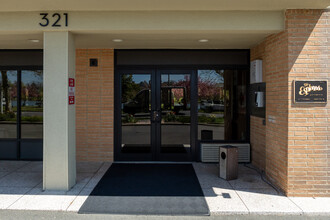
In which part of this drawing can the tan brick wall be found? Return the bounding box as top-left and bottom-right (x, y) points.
(287, 9), (330, 197)
(251, 9), (330, 196)
(264, 30), (290, 193)
(76, 49), (114, 162)
(250, 116), (266, 170)
(250, 30), (289, 193)
(250, 41), (267, 171)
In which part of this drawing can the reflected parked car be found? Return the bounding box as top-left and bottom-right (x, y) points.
(123, 86), (187, 115)
(200, 100), (224, 112)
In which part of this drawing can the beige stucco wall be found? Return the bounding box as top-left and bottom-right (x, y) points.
(0, 0), (328, 11)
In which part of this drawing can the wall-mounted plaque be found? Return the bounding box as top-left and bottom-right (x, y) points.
(294, 80), (327, 103)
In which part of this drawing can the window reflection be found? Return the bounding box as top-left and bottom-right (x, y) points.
(21, 70), (43, 139)
(121, 74), (151, 153)
(198, 70), (247, 141)
(0, 70), (17, 138)
(161, 74), (190, 153)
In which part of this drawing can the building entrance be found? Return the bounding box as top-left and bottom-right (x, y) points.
(114, 50), (250, 162)
(116, 69), (196, 161)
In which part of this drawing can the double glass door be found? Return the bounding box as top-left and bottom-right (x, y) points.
(116, 69), (196, 161)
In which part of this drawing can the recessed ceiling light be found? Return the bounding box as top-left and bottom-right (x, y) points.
(198, 39), (209, 43)
(29, 39), (40, 43)
(112, 39), (123, 43)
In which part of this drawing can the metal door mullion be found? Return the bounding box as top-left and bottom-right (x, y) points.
(190, 70), (198, 161)
(154, 69), (161, 161)
(17, 70), (22, 159)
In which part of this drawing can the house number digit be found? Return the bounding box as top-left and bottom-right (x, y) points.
(39, 13), (49, 27)
(52, 13), (61, 27)
(39, 13), (68, 27)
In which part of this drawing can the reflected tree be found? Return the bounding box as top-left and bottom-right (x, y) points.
(1, 70), (11, 112)
(198, 70), (224, 101)
(22, 70), (43, 107)
(121, 75), (142, 103)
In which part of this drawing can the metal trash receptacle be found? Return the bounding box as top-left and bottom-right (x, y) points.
(219, 145), (238, 180)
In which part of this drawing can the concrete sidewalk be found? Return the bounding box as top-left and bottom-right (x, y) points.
(0, 161), (329, 216)
(193, 163), (330, 216)
(1, 210), (330, 220)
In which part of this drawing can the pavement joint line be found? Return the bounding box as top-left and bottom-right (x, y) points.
(226, 178), (250, 214)
(66, 162), (104, 211)
(0, 161), (32, 180)
(5, 162), (41, 210)
(287, 197), (305, 214)
(66, 162), (107, 212)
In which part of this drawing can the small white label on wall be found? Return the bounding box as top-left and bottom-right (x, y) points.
(268, 115), (276, 123)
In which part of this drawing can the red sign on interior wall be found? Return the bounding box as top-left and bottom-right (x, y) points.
(69, 78), (75, 105)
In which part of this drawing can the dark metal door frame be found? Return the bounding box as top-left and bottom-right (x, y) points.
(0, 66), (43, 160)
(114, 69), (156, 161)
(114, 68), (197, 161)
(155, 69), (196, 161)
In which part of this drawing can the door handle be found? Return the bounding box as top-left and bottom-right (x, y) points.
(152, 111), (159, 121)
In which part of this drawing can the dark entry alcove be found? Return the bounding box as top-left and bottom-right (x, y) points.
(114, 50), (250, 162)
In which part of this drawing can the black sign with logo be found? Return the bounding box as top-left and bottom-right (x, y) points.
(294, 81), (327, 103)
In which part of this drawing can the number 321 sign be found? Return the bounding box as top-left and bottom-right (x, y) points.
(39, 13), (68, 27)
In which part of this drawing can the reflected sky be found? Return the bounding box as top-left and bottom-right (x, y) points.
(22, 71), (43, 84)
(198, 70), (224, 84)
(161, 74), (187, 83)
(131, 72), (223, 84)
(131, 74), (151, 84)
(0, 70), (42, 84)
(0, 70), (17, 83)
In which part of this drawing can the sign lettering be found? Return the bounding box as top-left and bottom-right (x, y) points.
(39, 13), (68, 27)
(294, 80), (327, 103)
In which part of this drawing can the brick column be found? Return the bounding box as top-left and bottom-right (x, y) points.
(287, 9), (330, 197)
(250, 9), (330, 196)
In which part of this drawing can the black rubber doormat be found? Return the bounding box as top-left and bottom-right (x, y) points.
(79, 163), (209, 215)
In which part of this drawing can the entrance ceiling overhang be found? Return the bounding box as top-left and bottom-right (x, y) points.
(0, 31), (277, 49)
(0, 11), (284, 49)
(0, 0), (328, 11)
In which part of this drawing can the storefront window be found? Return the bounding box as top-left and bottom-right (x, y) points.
(0, 70), (17, 138)
(198, 69), (247, 141)
(21, 70), (43, 139)
(0, 70), (43, 139)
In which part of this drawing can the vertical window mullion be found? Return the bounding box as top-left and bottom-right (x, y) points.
(17, 70), (21, 159)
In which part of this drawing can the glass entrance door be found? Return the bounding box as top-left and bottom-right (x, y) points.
(115, 69), (195, 161)
(118, 70), (154, 161)
(156, 70), (194, 161)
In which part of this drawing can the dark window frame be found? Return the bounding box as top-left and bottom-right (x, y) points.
(0, 66), (43, 160)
